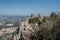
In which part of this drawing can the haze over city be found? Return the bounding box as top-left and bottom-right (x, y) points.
(0, 0), (60, 16)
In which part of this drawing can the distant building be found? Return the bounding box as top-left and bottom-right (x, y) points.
(0, 31), (4, 36)
(0, 22), (5, 26)
(5, 24), (14, 26)
(0, 27), (18, 36)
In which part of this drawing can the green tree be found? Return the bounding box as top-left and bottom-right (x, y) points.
(29, 17), (39, 24)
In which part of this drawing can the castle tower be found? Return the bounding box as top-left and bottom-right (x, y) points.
(38, 13), (43, 22)
(31, 14), (34, 19)
(38, 13), (42, 18)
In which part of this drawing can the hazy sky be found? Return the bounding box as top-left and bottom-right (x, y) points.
(0, 0), (60, 16)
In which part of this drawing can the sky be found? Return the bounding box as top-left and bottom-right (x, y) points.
(0, 0), (60, 16)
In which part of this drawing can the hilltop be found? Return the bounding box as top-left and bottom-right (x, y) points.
(19, 12), (60, 40)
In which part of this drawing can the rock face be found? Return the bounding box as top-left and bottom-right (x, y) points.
(19, 17), (44, 40)
(19, 18), (39, 40)
(19, 14), (44, 40)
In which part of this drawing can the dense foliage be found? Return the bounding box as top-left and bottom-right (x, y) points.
(29, 17), (40, 23)
(29, 13), (60, 40)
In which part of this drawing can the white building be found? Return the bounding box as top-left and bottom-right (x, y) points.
(5, 24), (14, 26)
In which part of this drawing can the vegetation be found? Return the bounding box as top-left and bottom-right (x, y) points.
(29, 12), (60, 40)
(29, 17), (40, 23)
